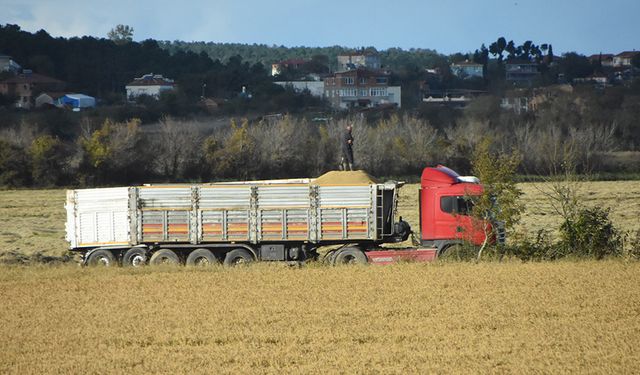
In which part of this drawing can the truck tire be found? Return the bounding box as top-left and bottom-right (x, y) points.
(86, 249), (116, 267)
(223, 248), (254, 267)
(186, 248), (217, 266)
(334, 247), (368, 265)
(122, 248), (147, 267)
(439, 243), (475, 261)
(149, 249), (180, 265)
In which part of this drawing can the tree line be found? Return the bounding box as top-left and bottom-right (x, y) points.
(1, 101), (637, 189)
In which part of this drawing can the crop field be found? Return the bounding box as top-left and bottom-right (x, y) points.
(0, 181), (639, 373)
(1, 181), (639, 261)
(1, 261), (639, 373)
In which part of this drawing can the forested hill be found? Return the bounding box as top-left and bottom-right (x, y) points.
(159, 41), (446, 71)
(0, 24), (269, 99)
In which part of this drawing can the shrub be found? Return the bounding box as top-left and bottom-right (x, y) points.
(559, 207), (622, 259)
(508, 230), (554, 261)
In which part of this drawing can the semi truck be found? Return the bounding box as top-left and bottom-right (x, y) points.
(65, 165), (504, 266)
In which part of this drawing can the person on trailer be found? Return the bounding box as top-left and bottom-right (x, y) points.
(341, 124), (354, 171)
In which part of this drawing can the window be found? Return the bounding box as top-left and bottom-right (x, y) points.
(344, 77), (354, 85)
(340, 88), (357, 97)
(440, 196), (474, 215)
(359, 77), (367, 84)
(370, 87), (387, 97)
(376, 77), (387, 84)
(359, 89), (368, 97)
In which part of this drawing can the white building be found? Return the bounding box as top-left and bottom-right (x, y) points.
(125, 73), (175, 100)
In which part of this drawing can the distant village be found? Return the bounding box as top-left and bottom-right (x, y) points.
(0, 49), (638, 114)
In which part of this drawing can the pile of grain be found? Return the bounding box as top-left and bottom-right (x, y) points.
(313, 170), (378, 185)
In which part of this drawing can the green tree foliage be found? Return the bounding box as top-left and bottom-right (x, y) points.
(107, 24), (134, 45)
(632, 53), (640, 69)
(0, 139), (31, 187)
(29, 135), (68, 186)
(79, 118), (152, 185)
(470, 138), (524, 260)
(559, 207), (622, 259)
(558, 52), (593, 81)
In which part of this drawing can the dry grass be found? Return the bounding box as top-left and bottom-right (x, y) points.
(0, 189), (67, 259)
(1, 181), (639, 259)
(0, 261), (638, 374)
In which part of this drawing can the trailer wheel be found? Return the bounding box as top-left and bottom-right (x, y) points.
(86, 249), (116, 267)
(186, 248), (217, 267)
(224, 248), (254, 267)
(149, 249), (180, 265)
(334, 247), (368, 265)
(122, 248), (147, 267)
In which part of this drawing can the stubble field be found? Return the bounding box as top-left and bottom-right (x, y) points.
(1, 262), (639, 374)
(0, 181), (639, 373)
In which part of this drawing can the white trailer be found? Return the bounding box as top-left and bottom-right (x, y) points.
(65, 175), (410, 267)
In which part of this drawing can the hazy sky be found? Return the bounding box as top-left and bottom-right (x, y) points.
(2, 0), (638, 55)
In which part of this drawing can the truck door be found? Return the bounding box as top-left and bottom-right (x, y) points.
(434, 195), (474, 241)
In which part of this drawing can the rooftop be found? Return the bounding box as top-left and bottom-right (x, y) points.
(615, 51), (639, 58)
(1, 72), (64, 85)
(126, 73), (175, 87)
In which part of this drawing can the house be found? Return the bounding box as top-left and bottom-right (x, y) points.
(613, 51), (639, 67)
(0, 54), (21, 74)
(324, 68), (400, 109)
(450, 61), (484, 79)
(271, 59), (308, 76)
(0, 70), (66, 109)
(505, 61), (540, 85)
(573, 73), (609, 88)
(501, 85), (573, 114)
(588, 54), (614, 68)
(58, 93), (96, 109)
(337, 53), (381, 71)
(35, 92), (65, 108)
(125, 73), (175, 100)
(274, 81), (325, 97)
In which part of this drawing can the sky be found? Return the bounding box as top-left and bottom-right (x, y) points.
(2, 0), (639, 55)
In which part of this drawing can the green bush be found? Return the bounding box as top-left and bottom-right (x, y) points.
(508, 230), (554, 261)
(559, 207), (622, 259)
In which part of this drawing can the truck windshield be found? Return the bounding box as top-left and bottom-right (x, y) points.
(440, 196), (474, 215)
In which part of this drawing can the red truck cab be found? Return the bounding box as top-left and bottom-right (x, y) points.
(419, 165), (493, 254)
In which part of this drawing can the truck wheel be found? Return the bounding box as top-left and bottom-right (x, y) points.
(334, 247), (368, 265)
(86, 249), (116, 267)
(122, 248), (147, 267)
(149, 249), (180, 265)
(186, 248), (217, 266)
(224, 248), (254, 267)
(439, 244), (475, 261)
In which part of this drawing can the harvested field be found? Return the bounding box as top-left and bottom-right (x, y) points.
(0, 261), (638, 374)
(1, 181), (639, 260)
